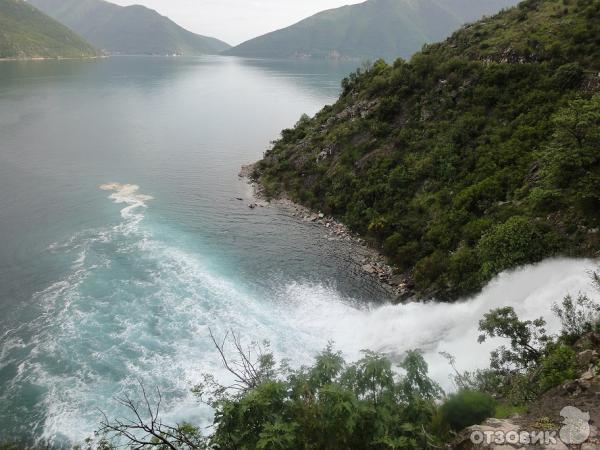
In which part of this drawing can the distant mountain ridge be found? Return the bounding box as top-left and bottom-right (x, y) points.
(224, 0), (520, 61)
(0, 0), (98, 59)
(28, 0), (230, 55)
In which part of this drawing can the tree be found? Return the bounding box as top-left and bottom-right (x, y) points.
(477, 307), (550, 371)
(98, 333), (444, 450)
(552, 274), (600, 341)
(551, 94), (600, 150)
(98, 381), (208, 450)
(542, 94), (600, 210)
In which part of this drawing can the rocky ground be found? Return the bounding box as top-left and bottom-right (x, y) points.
(239, 164), (413, 302)
(451, 338), (600, 450)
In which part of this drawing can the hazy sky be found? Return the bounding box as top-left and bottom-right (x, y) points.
(110, 0), (365, 46)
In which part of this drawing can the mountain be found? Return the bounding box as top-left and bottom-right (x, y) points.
(27, 0), (230, 55)
(251, 0), (600, 301)
(224, 0), (521, 61)
(0, 0), (98, 59)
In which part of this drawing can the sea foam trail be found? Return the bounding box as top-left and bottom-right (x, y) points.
(99, 183), (154, 220)
(0, 183), (596, 445)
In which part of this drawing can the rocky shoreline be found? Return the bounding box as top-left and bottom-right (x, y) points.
(239, 164), (414, 302)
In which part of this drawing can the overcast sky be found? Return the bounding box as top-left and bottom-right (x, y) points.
(110, 0), (365, 46)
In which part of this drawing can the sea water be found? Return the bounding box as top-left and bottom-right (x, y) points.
(0, 56), (596, 444)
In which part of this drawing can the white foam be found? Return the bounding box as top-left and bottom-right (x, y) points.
(4, 183), (596, 445)
(99, 183), (154, 220)
(279, 258), (598, 390)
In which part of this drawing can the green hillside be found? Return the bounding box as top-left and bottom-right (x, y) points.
(0, 0), (98, 59)
(28, 0), (230, 55)
(252, 0), (600, 301)
(224, 0), (520, 60)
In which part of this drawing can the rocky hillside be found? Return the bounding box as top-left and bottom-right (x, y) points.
(252, 0), (600, 301)
(0, 0), (98, 59)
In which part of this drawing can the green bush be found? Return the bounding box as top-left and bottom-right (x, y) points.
(538, 345), (578, 392)
(477, 217), (552, 278)
(440, 390), (496, 432)
(552, 294), (600, 342)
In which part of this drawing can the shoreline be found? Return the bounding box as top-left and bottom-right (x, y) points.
(0, 55), (106, 62)
(239, 164), (414, 302)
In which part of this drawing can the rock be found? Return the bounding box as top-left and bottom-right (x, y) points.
(318, 213), (325, 219)
(362, 264), (376, 274)
(451, 418), (522, 449)
(581, 371), (594, 381)
(239, 163), (256, 178)
(450, 417), (580, 449)
(574, 333), (600, 351)
(543, 442), (568, 450)
(564, 380), (578, 394)
(577, 350), (597, 367)
(389, 274), (406, 286)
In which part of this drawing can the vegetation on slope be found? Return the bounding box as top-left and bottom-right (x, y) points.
(224, 0), (519, 61)
(28, 0), (230, 55)
(0, 0), (98, 59)
(252, 0), (600, 301)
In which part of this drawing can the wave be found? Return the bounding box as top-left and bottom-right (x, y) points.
(0, 183), (597, 445)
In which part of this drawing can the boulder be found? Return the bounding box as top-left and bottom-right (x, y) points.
(577, 350), (597, 368)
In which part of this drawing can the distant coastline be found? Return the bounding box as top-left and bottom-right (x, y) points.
(0, 55), (106, 62)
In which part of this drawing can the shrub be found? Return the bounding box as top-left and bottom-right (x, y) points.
(477, 217), (552, 278)
(413, 251), (450, 296)
(527, 188), (562, 213)
(538, 345), (578, 392)
(440, 390), (496, 431)
(552, 294), (600, 342)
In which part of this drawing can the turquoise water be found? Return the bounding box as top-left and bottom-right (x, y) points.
(0, 56), (597, 446)
(0, 56), (391, 444)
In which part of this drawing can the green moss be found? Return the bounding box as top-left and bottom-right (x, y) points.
(494, 402), (528, 419)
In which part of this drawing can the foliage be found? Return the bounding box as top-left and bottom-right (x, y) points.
(477, 217), (555, 278)
(99, 337), (444, 450)
(445, 276), (599, 405)
(253, 0), (600, 300)
(477, 307), (550, 371)
(207, 346), (443, 450)
(493, 402), (528, 419)
(440, 390), (496, 431)
(552, 293), (600, 342)
(538, 344), (578, 391)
